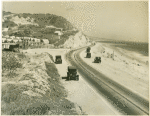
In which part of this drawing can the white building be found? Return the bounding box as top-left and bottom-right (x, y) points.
(4, 35), (9, 38)
(18, 39), (22, 42)
(46, 25), (56, 28)
(10, 36), (15, 39)
(16, 37), (21, 39)
(13, 39), (19, 43)
(55, 28), (63, 31)
(33, 38), (37, 42)
(7, 38), (13, 42)
(2, 38), (6, 43)
(34, 38), (40, 42)
(24, 37), (30, 40)
(42, 39), (49, 44)
(36, 39), (40, 43)
(3, 28), (8, 31)
(30, 38), (35, 41)
(54, 31), (63, 36)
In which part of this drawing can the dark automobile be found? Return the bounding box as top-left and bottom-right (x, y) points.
(86, 47), (91, 53)
(86, 52), (91, 58)
(55, 55), (62, 64)
(66, 66), (79, 81)
(94, 57), (101, 63)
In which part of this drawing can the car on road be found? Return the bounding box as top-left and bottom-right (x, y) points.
(94, 57), (101, 63)
(86, 52), (91, 58)
(86, 47), (91, 53)
(55, 55), (62, 64)
(66, 66), (79, 81)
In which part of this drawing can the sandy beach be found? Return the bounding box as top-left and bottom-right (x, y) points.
(80, 42), (149, 100)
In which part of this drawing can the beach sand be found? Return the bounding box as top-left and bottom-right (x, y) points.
(80, 42), (149, 100)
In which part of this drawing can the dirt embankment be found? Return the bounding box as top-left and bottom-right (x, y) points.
(2, 51), (84, 115)
(63, 31), (91, 48)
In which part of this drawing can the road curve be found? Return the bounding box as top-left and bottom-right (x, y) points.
(65, 45), (149, 115)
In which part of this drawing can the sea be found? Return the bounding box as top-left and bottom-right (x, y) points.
(98, 40), (148, 56)
(95, 39), (149, 64)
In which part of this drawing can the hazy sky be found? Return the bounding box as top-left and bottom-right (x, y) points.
(2, 1), (148, 42)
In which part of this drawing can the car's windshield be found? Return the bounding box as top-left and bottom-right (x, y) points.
(56, 56), (61, 58)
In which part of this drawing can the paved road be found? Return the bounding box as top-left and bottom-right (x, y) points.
(66, 46), (149, 115)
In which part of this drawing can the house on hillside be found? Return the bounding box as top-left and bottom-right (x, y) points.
(4, 35), (9, 38)
(16, 37), (20, 39)
(30, 38), (35, 41)
(7, 38), (13, 43)
(23, 37), (30, 40)
(54, 31), (63, 36)
(34, 38), (40, 43)
(46, 25), (56, 29)
(42, 39), (49, 44)
(2, 38), (6, 43)
(55, 28), (63, 31)
(13, 39), (19, 43)
(10, 36), (15, 39)
(2, 28), (8, 31)
(54, 31), (63, 40)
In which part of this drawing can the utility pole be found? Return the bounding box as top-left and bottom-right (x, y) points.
(113, 51), (114, 60)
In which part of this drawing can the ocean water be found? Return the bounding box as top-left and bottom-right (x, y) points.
(98, 40), (148, 57)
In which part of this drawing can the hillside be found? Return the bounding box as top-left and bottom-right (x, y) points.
(63, 31), (91, 48)
(2, 11), (91, 47)
(2, 51), (84, 115)
(2, 11), (75, 44)
(2, 11), (73, 30)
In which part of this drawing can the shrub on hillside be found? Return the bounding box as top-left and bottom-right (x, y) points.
(2, 52), (22, 74)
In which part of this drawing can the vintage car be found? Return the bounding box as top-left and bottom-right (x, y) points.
(86, 47), (91, 53)
(94, 57), (101, 63)
(66, 66), (79, 81)
(86, 52), (91, 58)
(55, 55), (62, 64)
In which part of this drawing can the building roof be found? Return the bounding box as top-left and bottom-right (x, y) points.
(24, 37), (30, 40)
(54, 31), (63, 35)
(10, 36), (15, 38)
(46, 25), (56, 28)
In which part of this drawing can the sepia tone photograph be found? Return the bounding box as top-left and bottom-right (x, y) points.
(1, 0), (149, 115)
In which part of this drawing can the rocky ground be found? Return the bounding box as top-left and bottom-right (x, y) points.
(81, 43), (149, 100)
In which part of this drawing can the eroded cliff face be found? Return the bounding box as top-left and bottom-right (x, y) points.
(63, 31), (91, 48)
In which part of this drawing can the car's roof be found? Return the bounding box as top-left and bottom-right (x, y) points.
(56, 55), (61, 57)
(68, 66), (76, 70)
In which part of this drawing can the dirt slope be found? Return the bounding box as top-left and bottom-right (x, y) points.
(63, 31), (91, 48)
(2, 51), (84, 115)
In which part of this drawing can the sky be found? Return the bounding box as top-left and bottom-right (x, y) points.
(2, 1), (149, 42)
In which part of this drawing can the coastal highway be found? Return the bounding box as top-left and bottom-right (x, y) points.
(65, 45), (149, 115)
